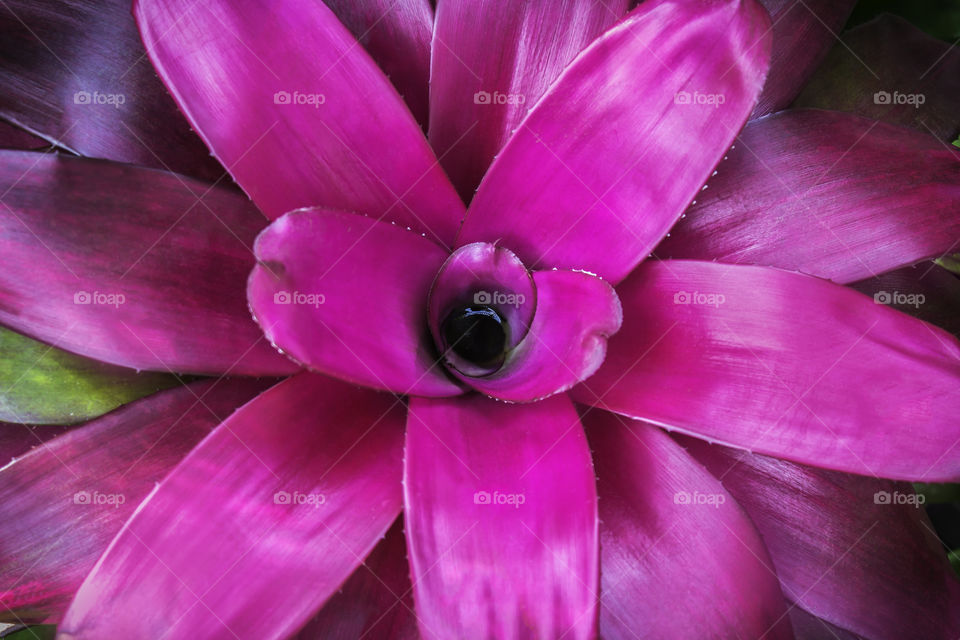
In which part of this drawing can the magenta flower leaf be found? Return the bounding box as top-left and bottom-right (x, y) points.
(133, 0), (464, 245)
(293, 517), (418, 639)
(0, 122), (45, 151)
(405, 394), (597, 639)
(247, 208), (461, 397)
(1, 0), (959, 637)
(322, 0), (435, 127)
(587, 412), (793, 639)
(576, 260), (960, 481)
(457, 0), (772, 283)
(0, 151), (295, 376)
(681, 436), (960, 639)
(0, 422), (70, 462)
(429, 0), (630, 199)
(751, 0), (856, 118)
(57, 374), (405, 639)
(0, 380), (268, 622)
(851, 264), (960, 338)
(795, 14), (960, 142)
(0, 0), (223, 181)
(787, 609), (864, 640)
(658, 109), (960, 283)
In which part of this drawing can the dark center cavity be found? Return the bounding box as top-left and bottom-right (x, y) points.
(441, 305), (507, 367)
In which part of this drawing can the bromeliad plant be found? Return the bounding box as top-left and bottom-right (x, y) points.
(1, 0), (960, 638)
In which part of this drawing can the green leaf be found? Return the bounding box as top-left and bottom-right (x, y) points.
(0, 626), (56, 640)
(0, 327), (179, 424)
(846, 0), (960, 43)
(952, 135), (960, 149)
(935, 253), (960, 275)
(914, 482), (960, 503)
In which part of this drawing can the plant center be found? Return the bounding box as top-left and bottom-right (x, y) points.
(441, 305), (507, 367)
